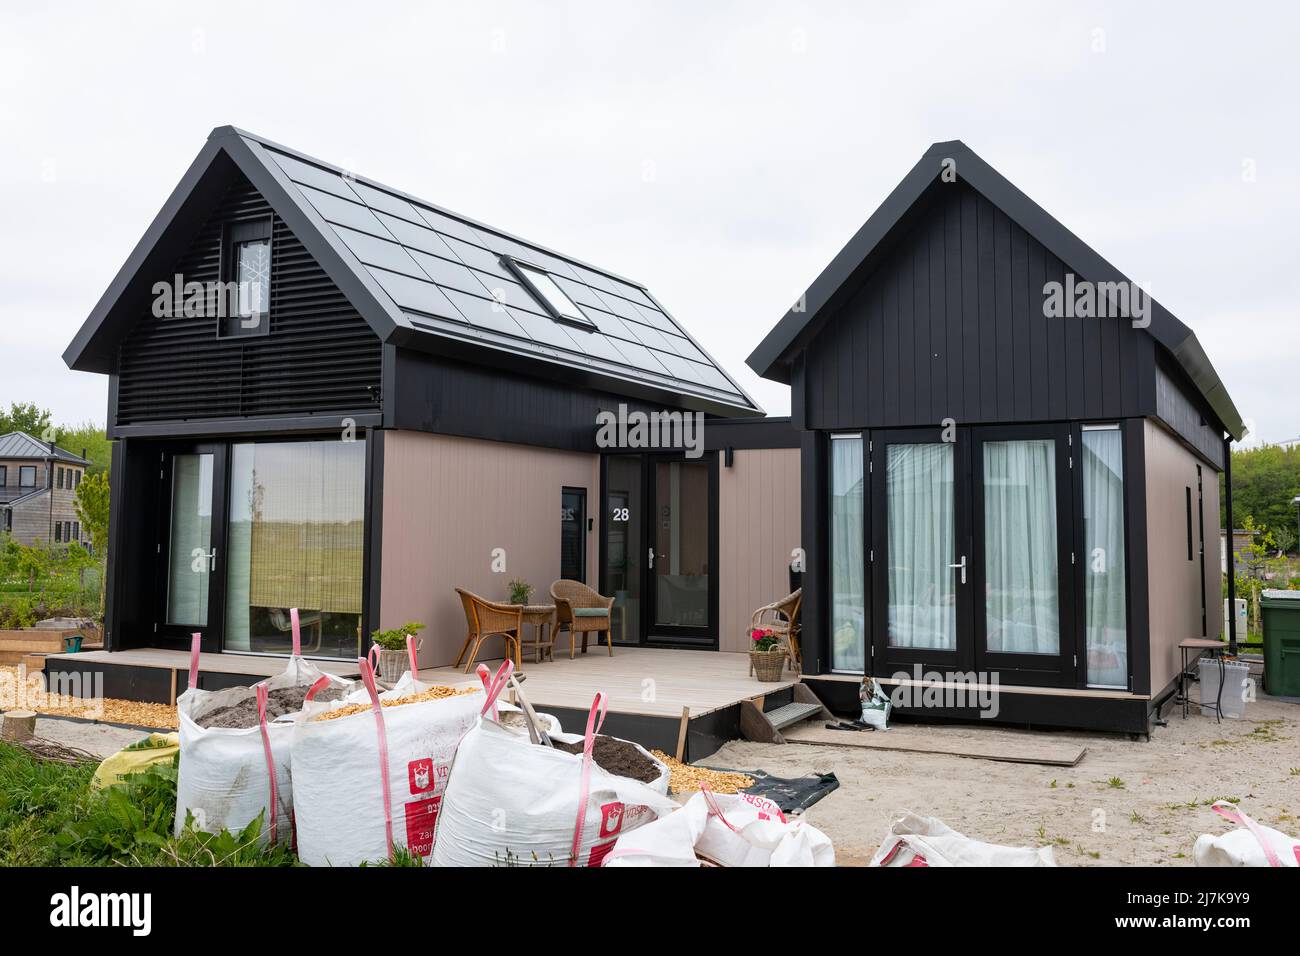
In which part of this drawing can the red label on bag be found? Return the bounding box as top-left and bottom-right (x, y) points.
(587, 839), (616, 867)
(597, 801), (625, 839)
(404, 796), (441, 856)
(408, 758), (448, 796)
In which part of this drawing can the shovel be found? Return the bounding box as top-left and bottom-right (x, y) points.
(506, 675), (554, 747)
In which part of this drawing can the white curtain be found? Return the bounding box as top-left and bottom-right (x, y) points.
(887, 443), (955, 649)
(830, 437), (865, 671)
(1083, 428), (1127, 687)
(166, 453), (213, 626)
(983, 440), (1059, 655)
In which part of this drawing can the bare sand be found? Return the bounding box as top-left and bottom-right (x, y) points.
(704, 696), (1299, 866)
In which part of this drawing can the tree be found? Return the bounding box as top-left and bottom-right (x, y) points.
(75, 471), (111, 617)
(1221, 444), (1300, 554)
(53, 421), (112, 475)
(0, 402), (53, 438)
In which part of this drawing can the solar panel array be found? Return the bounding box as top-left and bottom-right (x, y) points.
(265, 148), (753, 409)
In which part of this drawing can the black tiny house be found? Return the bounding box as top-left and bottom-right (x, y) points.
(748, 141), (1245, 732)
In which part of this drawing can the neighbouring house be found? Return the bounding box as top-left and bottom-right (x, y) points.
(62, 126), (798, 670)
(746, 140), (1245, 732)
(0, 432), (90, 547)
(1220, 528), (1262, 573)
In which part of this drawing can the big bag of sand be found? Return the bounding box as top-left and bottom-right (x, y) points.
(432, 687), (676, 867)
(291, 648), (485, 867)
(175, 614), (352, 845)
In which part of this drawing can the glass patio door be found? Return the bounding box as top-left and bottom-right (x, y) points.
(647, 458), (714, 642)
(155, 444), (228, 651)
(871, 428), (972, 674)
(971, 424), (1077, 686)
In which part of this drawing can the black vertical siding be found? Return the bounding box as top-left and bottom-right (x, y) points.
(804, 181), (1158, 430)
(115, 172), (382, 425)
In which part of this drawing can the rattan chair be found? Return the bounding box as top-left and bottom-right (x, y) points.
(455, 588), (523, 672)
(550, 579), (615, 658)
(750, 588), (802, 673)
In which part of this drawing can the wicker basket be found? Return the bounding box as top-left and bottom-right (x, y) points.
(749, 647), (788, 682)
(374, 647), (408, 682)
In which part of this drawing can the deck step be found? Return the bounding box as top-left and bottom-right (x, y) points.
(765, 701), (826, 731)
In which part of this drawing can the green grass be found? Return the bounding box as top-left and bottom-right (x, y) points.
(0, 742), (297, 867)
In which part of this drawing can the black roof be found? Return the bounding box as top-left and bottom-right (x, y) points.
(747, 140), (1244, 440)
(65, 127), (761, 418)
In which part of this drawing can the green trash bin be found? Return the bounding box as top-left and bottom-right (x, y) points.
(1259, 589), (1300, 697)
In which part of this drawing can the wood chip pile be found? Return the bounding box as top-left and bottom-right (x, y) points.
(312, 685), (479, 722)
(1, 665), (179, 729)
(651, 750), (755, 794)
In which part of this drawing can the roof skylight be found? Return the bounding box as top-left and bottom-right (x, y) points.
(505, 257), (593, 328)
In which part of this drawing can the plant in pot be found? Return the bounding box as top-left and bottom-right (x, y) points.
(749, 626), (787, 682)
(507, 579), (534, 605)
(369, 621), (425, 682)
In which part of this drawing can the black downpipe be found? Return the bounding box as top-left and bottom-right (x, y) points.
(1224, 433), (1237, 656)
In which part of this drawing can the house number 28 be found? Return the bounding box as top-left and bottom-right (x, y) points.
(611, 507), (629, 522)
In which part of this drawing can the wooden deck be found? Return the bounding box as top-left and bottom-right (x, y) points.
(418, 648), (799, 719)
(64, 648), (360, 678)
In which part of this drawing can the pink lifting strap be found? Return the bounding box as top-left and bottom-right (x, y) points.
(569, 691), (607, 866)
(477, 659), (514, 717)
(359, 657), (394, 859)
(255, 682), (278, 846)
(187, 633), (201, 691)
(1212, 801), (1284, 867)
(406, 633), (419, 678)
(290, 608), (302, 657)
(304, 675), (332, 702)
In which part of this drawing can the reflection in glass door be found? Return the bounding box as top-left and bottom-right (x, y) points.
(650, 459), (710, 634)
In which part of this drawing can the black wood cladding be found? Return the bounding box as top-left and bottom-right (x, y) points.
(803, 181), (1158, 431)
(115, 173), (381, 424)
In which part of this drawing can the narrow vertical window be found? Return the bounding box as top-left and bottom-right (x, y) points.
(1185, 487), (1194, 561)
(1082, 425), (1127, 689)
(219, 218), (272, 338)
(830, 435), (865, 672)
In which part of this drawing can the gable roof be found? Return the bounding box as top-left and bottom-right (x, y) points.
(746, 140), (1244, 440)
(0, 432), (90, 465)
(64, 127), (760, 418)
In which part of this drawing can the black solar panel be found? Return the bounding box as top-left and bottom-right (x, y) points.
(266, 147), (754, 408)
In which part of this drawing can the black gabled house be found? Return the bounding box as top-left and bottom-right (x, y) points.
(748, 140), (1245, 732)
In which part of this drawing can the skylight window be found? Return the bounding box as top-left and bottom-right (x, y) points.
(505, 258), (593, 328)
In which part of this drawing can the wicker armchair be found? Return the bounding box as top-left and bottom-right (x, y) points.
(750, 588), (802, 673)
(455, 588), (523, 672)
(550, 579), (615, 658)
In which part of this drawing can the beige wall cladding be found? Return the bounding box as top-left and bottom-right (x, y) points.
(1145, 420), (1218, 693)
(718, 447), (801, 653)
(380, 431), (599, 668)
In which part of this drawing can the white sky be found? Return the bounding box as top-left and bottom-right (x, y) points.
(1, 1), (1296, 443)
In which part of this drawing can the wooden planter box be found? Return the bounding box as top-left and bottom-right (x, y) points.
(0, 628), (82, 666)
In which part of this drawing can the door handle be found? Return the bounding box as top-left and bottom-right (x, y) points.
(948, 554), (967, 585)
(207, 548), (217, 573)
(648, 546), (655, 570)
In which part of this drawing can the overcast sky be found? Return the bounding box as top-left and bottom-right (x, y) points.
(2, 2), (1296, 443)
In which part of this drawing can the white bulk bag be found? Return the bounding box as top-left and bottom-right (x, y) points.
(291, 655), (487, 867)
(870, 811), (1057, 866)
(606, 788), (835, 867)
(175, 614), (350, 845)
(1194, 801), (1300, 867)
(432, 690), (676, 867)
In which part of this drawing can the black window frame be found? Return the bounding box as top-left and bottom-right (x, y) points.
(19, 465), (35, 488)
(561, 486), (588, 583)
(56, 467), (64, 489)
(54, 521), (62, 542)
(72, 521), (79, 541)
(217, 217), (273, 339)
(501, 255), (595, 329)
(0, 465), (6, 487)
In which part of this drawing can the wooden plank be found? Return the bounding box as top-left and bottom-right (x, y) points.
(674, 706), (689, 762)
(782, 719), (1087, 767)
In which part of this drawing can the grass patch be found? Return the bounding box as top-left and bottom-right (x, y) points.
(0, 741), (296, 867)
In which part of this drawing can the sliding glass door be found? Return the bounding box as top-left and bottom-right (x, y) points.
(155, 444), (228, 651)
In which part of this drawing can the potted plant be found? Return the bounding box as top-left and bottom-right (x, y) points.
(369, 621), (425, 681)
(749, 626), (787, 682)
(507, 579), (534, 605)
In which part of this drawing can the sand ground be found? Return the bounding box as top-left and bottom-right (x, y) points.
(703, 695), (1299, 866)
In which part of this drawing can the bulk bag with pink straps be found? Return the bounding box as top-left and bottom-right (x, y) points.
(1193, 801), (1300, 867)
(868, 810), (1056, 867)
(175, 613), (352, 845)
(291, 648), (484, 867)
(431, 688), (675, 867)
(605, 788), (835, 867)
